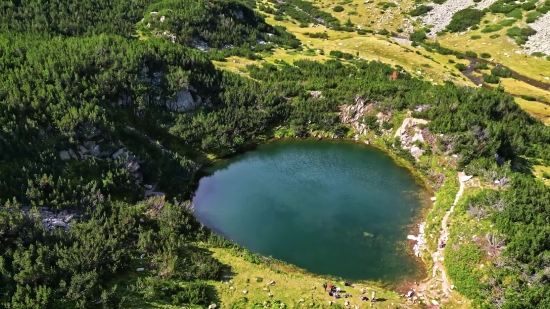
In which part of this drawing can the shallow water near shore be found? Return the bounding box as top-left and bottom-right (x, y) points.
(193, 140), (429, 283)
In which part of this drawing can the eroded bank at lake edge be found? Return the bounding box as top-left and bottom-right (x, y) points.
(192, 139), (432, 285)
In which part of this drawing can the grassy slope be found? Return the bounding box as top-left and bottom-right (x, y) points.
(317, 0), (412, 32)
(438, 12), (550, 83)
(248, 0), (550, 123)
(515, 98), (550, 125)
(208, 248), (408, 308)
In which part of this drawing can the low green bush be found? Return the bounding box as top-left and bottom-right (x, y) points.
(465, 51), (478, 58)
(521, 95), (536, 101)
(505, 8), (522, 19)
(475, 62), (489, 69)
(489, 34), (501, 39)
(521, 2), (536, 11)
(491, 66), (512, 78)
(531, 52), (546, 58)
(446, 9), (485, 32)
(484, 74), (500, 84)
(471, 35), (482, 39)
(455, 63), (468, 71)
(498, 19), (516, 26)
(506, 26), (537, 45)
(410, 29), (427, 42)
(480, 52), (491, 58)
(379, 2), (397, 9)
(333, 6), (344, 12)
(538, 0), (550, 13)
(526, 11), (542, 23)
(409, 5), (433, 16)
(481, 24), (503, 33)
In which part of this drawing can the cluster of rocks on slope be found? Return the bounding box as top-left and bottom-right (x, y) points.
(524, 13), (550, 55)
(21, 207), (76, 231)
(421, 0), (499, 38)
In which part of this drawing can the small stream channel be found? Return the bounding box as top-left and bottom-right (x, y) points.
(462, 57), (550, 103)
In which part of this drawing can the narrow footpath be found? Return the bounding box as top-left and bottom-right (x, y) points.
(416, 172), (469, 308)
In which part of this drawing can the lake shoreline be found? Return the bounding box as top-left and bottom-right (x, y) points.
(193, 135), (438, 292)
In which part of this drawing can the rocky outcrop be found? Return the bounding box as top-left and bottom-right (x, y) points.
(340, 96), (375, 135)
(408, 222), (426, 257)
(395, 116), (430, 160)
(139, 67), (203, 112)
(166, 89), (202, 112)
(22, 207), (76, 231)
(524, 13), (550, 55)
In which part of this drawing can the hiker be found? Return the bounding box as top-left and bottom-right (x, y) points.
(328, 283), (333, 291)
(344, 281), (350, 287)
(323, 282), (327, 291)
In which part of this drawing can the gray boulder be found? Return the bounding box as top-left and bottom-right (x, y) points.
(59, 150), (70, 160)
(166, 90), (201, 112)
(68, 149), (78, 160)
(90, 145), (101, 157)
(112, 148), (126, 160)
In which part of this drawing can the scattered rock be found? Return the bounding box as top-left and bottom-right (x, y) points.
(112, 148), (126, 160)
(59, 150), (70, 160)
(90, 145), (101, 157)
(524, 13), (550, 55)
(68, 149), (78, 160)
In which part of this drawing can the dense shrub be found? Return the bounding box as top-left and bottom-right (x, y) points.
(455, 63), (468, 71)
(409, 5), (433, 16)
(446, 9), (485, 32)
(505, 8), (523, 19)
(329, 50), (353, 59)
(481, 24), (503, 33)
(333, 5), (344, 12)
(506, 26), (537, 45)
(526, 11), (542, 23)
(521, 2), (536, 11)
(491, 66), (512, 78)
(480, 52), (491, 58)
(465, 51), (478, 58)
(498, 18), (516, 26)
(305, 32), (329, 39)
(483, 74), (500, 84)
(475, 62), (489, 69)
(410, 29), (427, 42)
(521, 95), (537, 101)
(490, 1), (519, 14)
(471, 35), (482, 39)
(538, 0), (550, 13)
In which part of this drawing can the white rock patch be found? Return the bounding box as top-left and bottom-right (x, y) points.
(524, 13), (550, 55)
(421, 0), (499, 38)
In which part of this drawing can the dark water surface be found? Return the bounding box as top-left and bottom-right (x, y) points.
(193, 140), (429, 283)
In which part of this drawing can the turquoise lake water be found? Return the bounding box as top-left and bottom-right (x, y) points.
(192, 140), (428, 283)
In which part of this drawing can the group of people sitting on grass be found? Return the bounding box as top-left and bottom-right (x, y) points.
(323, 281), (367, 300)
